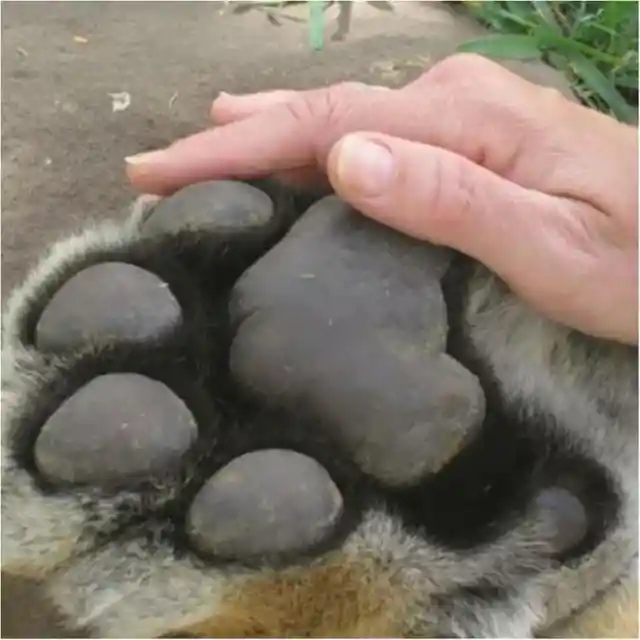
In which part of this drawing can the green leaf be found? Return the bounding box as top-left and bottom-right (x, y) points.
(569, 52), (637, 123)
(600, 0), (634, 30)
(537, 30), (620, 65)
(530, 0), (563, 33)
(615, 74), (639, 90)
(504, 0), (535, 20)
(457, 34), (543, 60)
(492, 7), (535, 31)
(309, 0), (325, 51)
(462, 3), (505, 31)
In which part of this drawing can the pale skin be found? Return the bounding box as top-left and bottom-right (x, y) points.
(126, 54), (638, 345)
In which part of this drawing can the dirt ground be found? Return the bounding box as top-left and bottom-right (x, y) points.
(1, 1), (574, 296)
(1, 2), (573, 637)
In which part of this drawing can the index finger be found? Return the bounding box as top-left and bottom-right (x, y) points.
(125, 55), (548, 196)
(125, 83), (401, 195)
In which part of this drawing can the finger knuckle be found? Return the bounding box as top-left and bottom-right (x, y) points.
(324, 82), (369, 120)
(541, 86), (566, 102)
(284, 82), (363, 128)
(282, 94), (318, 126)
(539, 85), (573, 112)
(425, 53), (498, 89)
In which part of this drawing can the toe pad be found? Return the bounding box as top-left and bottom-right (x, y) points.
(535, 487), (589, 556)
(187, 449), (343, 561)
(141, 181), (275, 237)
(34, 373), (197, 486)
(35, 262), (182, 352)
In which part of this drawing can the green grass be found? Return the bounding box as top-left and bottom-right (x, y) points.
(228, 1), (638, 123)
(456, 1), (638, 123)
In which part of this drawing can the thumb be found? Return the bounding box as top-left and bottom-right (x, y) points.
(326, 132), (569, 297)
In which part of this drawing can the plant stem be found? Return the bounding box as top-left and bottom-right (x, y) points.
(309, 0), (325, 50)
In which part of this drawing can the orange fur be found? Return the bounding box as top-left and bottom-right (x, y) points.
(169, 559), (638, 638)
(171, 557), (411, 638)
(545, 578), (639, 639)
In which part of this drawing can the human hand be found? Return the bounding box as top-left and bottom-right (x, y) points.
(126, 54), (638, 345)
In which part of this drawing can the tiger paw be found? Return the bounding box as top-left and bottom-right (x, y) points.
(1, 181), (615, 639)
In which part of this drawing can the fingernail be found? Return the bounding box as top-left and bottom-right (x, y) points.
(125, 149), (166, 166)
(336, 135), (395, 197)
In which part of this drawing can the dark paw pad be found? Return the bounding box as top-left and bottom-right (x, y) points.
(141, 180), (275, 238)
(35, 262), (183, 352)
(34, 373), (197, 486)
(534, 487), (589, 556)
(230, 195), (486, 486)
(187, 449), (343, 560)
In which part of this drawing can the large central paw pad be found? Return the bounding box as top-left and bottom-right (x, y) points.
(230, 196), (486, 485)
